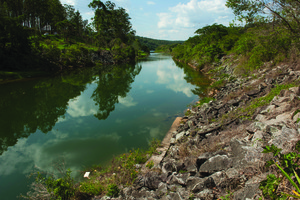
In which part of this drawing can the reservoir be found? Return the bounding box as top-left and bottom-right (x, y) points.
(0, 53), (210, 199)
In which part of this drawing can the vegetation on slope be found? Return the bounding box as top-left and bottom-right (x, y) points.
(171, 0), (300, 73)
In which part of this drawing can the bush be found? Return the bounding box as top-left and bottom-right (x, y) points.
(79, 181), (104, 196)
(106, 184), (119, 197)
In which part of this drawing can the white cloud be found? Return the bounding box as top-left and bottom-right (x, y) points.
(155, 63), (195, 97)
(67, 96), (98, 118)
(85, 11), (94, 17)
(156, 0), (234, 40)
(147, 1), (156, 5)
(146, 90), (154, 94)
(157, 13), (174, 29)
(118, 95), (138, 107)
(60, 0), (76, 6)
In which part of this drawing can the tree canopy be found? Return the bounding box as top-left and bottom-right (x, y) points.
(226, 0), (300, 35)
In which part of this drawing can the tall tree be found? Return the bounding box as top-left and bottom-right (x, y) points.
(89, 0), (134, 48)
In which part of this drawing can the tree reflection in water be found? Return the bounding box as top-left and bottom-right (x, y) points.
(0, 64), (141, 155)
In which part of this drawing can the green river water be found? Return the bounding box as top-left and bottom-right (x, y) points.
(0, 53), (210, 199)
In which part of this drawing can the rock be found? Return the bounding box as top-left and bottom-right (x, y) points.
(186, 177), (202, 190)
(233, 176), (263, 200)
(182, 157), (197, 174)
(166, 173), (186, 186)
(279, 89), (294, 97)
(169, 192), (184, 200)
(226, 168), (239, 179)
(197, 189), (215, 200)
(289, 87), (300, 95)
(227, 99), (240, 106)
(265, 125), (279, 135)
(135, 171), (162, 190)
(176, 132), (185, 141)
(192, 177), (216, 193)
(293, 112), (300, 123)
(210, 171), (226, 186)
(170, 138), (176, 145)
(188, 120), (196, 128)
(162, 159), (177, 174)
(155, 183), (168, 198)
(255, 114), (267, 122)
(246, 89), (260, 96)
(199, 155), (232, 175)
(270, 96), (290, 106)
(196, 152), (213, 169)
(269, 125), (300, 153)
(260, 105), (276, 114)
(246, 122), (267, 134)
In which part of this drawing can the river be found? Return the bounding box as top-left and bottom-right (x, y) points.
(0, 53), (210, 199)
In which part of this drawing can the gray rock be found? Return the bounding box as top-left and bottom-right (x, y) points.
(169, 192), (184, 200)
(155, 183), (168, 198)
(176, 132), (185, 141)
(293, 112), (300, 123)
(289, 87), (300, 95)
(226, 168), (239, 179)
(170, 138), (176, 145)
(246, 89), (260, 96)
(166, 174), (185, 186)
(269, 125), (300, 153)
(186, 177), (202, 190)
(197, 189), (215, 200)
(162, 159), (177, 174)
(260, 105), (275, 114)
(199, 155), (232, 174)
(233, 183), (260, 200)
(183, 157), (197, 174)
(265, 125), (279, 135)
(210, 171), (226, 186)
(255, 114), (267, 122)
(196, 152), (213, 169)
(246, 122), (267, 134)
(270, 96), (290, 106)
(135, 171), (162, 190)
(233, 176), (263, 200)
(192, 177), (215, 193)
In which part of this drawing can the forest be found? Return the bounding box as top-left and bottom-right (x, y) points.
(0, 0), (147, 73)
(170, 0), (300, 75)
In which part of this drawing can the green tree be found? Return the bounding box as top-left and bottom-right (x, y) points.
(226, 0), (300, 35)
(89, 0), (134, 48)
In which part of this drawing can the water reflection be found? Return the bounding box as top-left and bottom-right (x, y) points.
(92, 64), (141, 120)
(174, 61), (211, 97)
(0, 64), (141, 155)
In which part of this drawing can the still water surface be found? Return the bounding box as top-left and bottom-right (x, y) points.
(0, 53), (210, 199)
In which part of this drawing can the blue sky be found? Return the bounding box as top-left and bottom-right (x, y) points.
(61, 0), (235, 41)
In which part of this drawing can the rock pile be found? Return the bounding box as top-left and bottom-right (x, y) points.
(97, 59), (300, 200)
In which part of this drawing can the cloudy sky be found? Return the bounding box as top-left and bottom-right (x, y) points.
(61, 0), (235, 41)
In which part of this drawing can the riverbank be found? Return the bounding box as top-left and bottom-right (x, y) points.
(99, 55), (300, 199)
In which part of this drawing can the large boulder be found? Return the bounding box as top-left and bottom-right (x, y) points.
(199, 155), (232, 175)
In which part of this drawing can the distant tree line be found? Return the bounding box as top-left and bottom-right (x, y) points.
(135, 36), (183, 51)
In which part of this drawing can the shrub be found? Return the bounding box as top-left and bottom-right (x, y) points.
(106, 184), (119, 197)
(79, 181), (104, 196)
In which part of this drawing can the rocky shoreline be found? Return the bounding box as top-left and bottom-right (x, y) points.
(96, 56), (300, 200)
